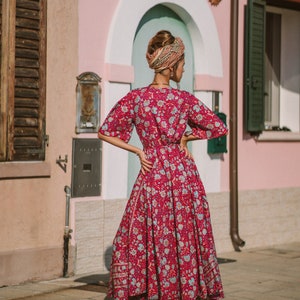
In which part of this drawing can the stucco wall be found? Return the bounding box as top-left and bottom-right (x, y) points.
(0, 1), (78, 286)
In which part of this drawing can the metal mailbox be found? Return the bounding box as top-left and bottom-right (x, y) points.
(71, 138), (102, 197)
(207, 112), (228, 154)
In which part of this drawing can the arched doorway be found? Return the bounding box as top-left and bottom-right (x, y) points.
(127, 4), (194, 195)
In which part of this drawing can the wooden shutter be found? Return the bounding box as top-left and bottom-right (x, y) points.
(0, 0), (46, 161)
(0, 0), (8, 161)
(244, 0), (266, 134)
(12, 0), (47, 160)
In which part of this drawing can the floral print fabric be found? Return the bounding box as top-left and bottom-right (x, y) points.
(99, 87), (228, 299)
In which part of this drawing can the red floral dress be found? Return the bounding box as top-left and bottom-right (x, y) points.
(99, 86), (228, 300)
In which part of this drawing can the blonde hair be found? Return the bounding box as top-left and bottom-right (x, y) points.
(147, 30), (175, 55)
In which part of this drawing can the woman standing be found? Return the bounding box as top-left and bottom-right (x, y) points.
(98, 30), (227, 300)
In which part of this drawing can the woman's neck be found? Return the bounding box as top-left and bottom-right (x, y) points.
(150, 73), (170, 87)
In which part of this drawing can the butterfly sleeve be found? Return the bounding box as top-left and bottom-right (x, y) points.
(187, 94), (228, 139)
(98, 92), (134, 143)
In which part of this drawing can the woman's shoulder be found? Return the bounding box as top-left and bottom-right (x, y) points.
(131, 86), (149, 93)
(177, 89), (193, 97)
(118, 88), (144, 102)
(171, 88), (197, 102)
(121, 87), (149, 99)
(129, 86), (195, 101)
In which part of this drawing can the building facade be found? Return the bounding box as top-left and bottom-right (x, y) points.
(0, 0), (299, 286)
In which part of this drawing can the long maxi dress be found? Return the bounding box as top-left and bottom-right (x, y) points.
(99, 86), (228, 300)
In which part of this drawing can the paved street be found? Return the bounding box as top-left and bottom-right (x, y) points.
(0, 242), (299, 299)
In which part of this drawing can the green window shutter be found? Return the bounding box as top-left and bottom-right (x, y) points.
(244, 0), (266, 134)
(12, 0), (47, 160)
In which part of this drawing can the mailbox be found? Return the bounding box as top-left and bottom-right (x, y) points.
(207, 112), (227, 154)
(71, 138), (102, 197)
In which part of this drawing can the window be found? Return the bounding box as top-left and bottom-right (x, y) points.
(265, 7), (300, 133)
(244, 0), (300, 137)
(0, 0), (47, 161)
(264, 11), (281, 129)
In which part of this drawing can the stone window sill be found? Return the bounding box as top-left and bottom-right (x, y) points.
(0, 161), (51, 179)
(256, 131), (300, 142)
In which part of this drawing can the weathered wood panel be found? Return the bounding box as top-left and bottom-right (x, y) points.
(0, 0), (3, 160)
(14, 136), (39, 146)
(14, 107), (39, 117)
(14, 97), (39, 107)
(14, 117), (38, 127)
(16, 0), (40, 11)
(16, 8), (39, 20)
(15, 57), (39, 68)
(12, 0), (46, 161)
(16, 37), (39, 49)
(15, 47), (39, 59)
(15, 87), (39, 98)
(16, 28), (39, 40)
(15, 77), (39, 88)
(14, 127), (39, 136)
(15, 67), (39, 78)
(16, 17), (39, 30)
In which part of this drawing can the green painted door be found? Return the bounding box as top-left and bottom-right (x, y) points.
(127, 5), (194, 196)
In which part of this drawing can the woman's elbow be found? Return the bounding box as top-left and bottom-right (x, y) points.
(98, 132), (106, 140)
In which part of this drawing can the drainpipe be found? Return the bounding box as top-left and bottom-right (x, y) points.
(229, 0), (245, 251)
(63, 185), (72, 277)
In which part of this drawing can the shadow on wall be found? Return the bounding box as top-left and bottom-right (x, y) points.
(104, 245), (113, 271)
(74, 245), (112, 286)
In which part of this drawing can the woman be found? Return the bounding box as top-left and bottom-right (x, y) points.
(98, 30), (227, 300)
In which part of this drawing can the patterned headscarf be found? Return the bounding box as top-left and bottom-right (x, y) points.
(146, 37), (185, 72)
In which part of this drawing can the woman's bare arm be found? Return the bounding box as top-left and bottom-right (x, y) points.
(98, 132), (152, 174)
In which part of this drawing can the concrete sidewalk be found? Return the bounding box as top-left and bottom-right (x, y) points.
(0, 242), (299, 300)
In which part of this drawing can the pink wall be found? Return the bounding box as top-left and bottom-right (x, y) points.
(236, 0), (300, 190)
(239, 140), (300, 190)
(78, 0), (119, 75)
